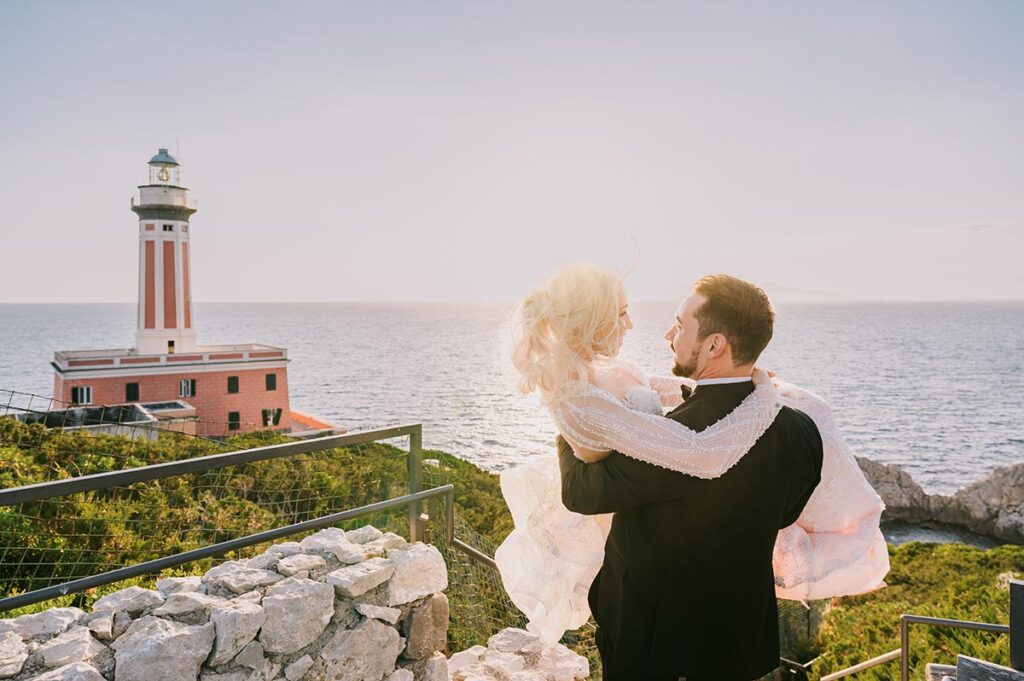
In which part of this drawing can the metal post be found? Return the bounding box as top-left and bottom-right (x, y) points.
(1012, 580), (1023, 671)
(900, 615), (911, 681)
(407, 425), (423, 542)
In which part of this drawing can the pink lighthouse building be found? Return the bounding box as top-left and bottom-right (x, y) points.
(51, 149), (333, 437)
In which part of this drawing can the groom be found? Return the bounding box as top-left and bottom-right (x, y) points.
(558, 274), (824, 681)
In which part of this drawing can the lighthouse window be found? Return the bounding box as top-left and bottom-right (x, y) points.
(265, 373), (277, 391)
(179, 378), (196, 398)
(71, 386), (93, 405)
(125, 383), (140, 402)
(163, 224), (174, 232)
(261, 408), (282, 427)
(227, 376), (239, 394)
(228, 412), (241, 431)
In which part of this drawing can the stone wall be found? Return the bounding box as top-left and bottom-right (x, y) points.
(857, 458), (1024, 544)
(0, 526), (451, 681)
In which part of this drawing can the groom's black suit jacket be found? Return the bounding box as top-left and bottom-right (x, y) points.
(558, 381), (823, 681)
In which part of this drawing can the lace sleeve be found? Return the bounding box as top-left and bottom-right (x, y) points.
(648, 375), (695, 409)
(551, 383), (783, 478)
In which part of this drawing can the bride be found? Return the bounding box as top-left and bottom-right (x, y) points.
(495, 263), (889, 643)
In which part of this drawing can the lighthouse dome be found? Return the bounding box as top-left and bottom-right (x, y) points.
(149, 148), (179, 166)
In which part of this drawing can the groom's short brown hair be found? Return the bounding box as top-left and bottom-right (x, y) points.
(692, 274), (775, 366)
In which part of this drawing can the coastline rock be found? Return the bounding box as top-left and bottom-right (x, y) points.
(932, 464), (1024, 543)
(856, 457), (930, 522)
(857, 457), (1024, 544)
(449, 628), (588, 681)
(277, 553), (327, 577)
(155, 576), (201, 597)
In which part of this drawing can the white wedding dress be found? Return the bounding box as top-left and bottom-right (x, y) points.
(495, 359), (889, 643)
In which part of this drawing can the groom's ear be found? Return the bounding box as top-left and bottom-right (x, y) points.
(705, 333), (730, 360)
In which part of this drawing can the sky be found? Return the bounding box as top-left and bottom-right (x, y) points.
(1, 1), (1022, 303)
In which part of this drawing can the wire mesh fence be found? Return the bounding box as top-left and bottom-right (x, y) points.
(0, 416), (416, 611)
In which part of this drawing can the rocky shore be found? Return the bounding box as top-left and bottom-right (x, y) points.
(857, 458), (1024, 544)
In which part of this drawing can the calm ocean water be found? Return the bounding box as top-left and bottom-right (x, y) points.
(1, 302), (1021, 495)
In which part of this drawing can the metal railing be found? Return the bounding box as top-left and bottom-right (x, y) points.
(0, 423), (489, 613)
(820, 580), (1023, 680)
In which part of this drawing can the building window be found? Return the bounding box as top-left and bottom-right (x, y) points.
(228, 412), (241, 431)
(179, 378), (196, 398)
(125, 383), (139, 402)
(163, 224), (174, 232)
(168, 340), (175, 354)
(227, 376), (239, 394)
(265, 373), (277, 391)
(261, 408), (282, 427)
(71, 386), (93, 405)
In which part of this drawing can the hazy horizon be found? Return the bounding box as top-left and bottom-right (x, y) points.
(2, 2), (1022, 304)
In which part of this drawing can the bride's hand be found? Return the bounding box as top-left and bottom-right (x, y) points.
(752, 366), (774, 387)
(574, 446), (613, 463)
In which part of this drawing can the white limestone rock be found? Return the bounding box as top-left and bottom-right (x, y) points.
(355, 603), (402, 625)
(482, 650), (526, 677)
(92, 586), (165, 615)
(152, 592), (226, 617)
(325, 558), (395, 599)
(155, 576), (201, 597)
(82, 611), (114, 640)
(386, 544), (448, 606)
(400, 651), (448, 681)
(447, 644), (487, 676)
(245, 553), (281, 571)
(366, 533), (407, 552)
(10, 608), (84, 640)
(230, 640), (264, 669)
(486, 628), (544, 656)
(33, 662), (106, 681)
(258, 577), (333, 654)
(384, 670), (414, 681)
(110, 616), (215, 681)
(232, 591), (262, 605)
(208, 599), (266, 666)
(284, 654), (314, 681)
(276, 553), (326, 577)
(0, 631), (28, 678)
(536, 643), (589, 680)
(203, 561), (283, 594)
(266, 542), (303, 557)
(312, 618), (403, 681)
(345, 525), (384, 545)
(37, 625), (106, 668)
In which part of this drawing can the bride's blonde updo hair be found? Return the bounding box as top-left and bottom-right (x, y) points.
(511, 262), (625, 402)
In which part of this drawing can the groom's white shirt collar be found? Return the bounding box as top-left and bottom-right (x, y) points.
(694, 376), (752, 387)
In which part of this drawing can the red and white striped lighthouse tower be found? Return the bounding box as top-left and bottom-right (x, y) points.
(133, 148), (197, 356)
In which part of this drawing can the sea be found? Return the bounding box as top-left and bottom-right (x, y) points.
(1, 301), (1021, 496)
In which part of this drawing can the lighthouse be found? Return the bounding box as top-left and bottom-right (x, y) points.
(132, 148), (197, 355)
(49, 149), (339, 438)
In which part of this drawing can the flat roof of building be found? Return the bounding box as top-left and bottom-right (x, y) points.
(53, 344), (289, 373)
